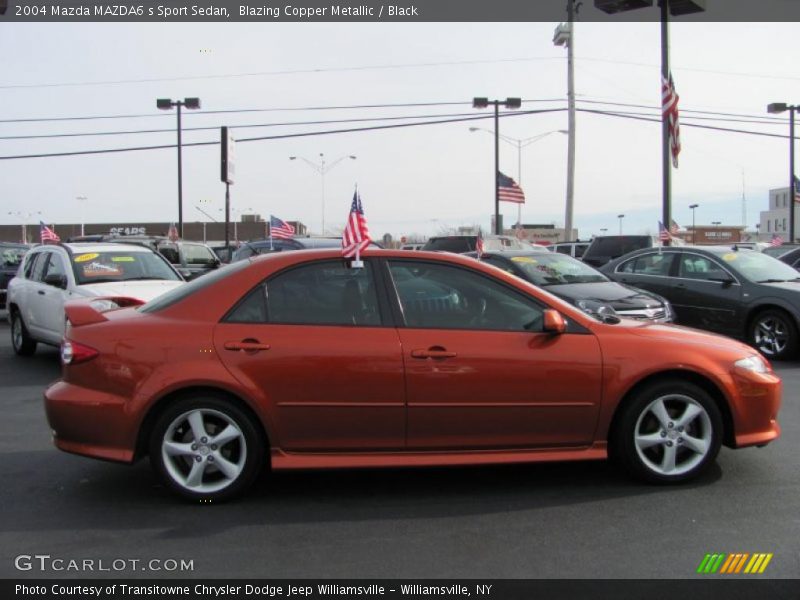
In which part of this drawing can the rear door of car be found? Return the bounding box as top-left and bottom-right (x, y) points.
(214, 258), (406, 451)
(609, 250), (679, 301)
(384, 258), (603, 450)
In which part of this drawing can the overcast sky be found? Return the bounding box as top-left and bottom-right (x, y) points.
(1, 18), (799, 239)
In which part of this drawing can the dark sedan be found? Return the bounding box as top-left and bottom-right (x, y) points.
(472, 250), (673, 322)
(601, 245), (800, 359)
(762, 245), (800, 271)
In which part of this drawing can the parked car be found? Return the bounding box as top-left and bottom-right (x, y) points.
(582, 235), (655, 268)
(421, 235), (529, 254)
(600, 245), (800, 359)
(68, 234), (222, 280)
(0, 242), (30, 319)
(471, 250), (673, 322)
(232, 237), (382, 262)
(762, 244), (800, 270)
(551, 241), (591, 259)
(7, 242), (184, 355)
(206, 241), (240, 264)
(46, 248), (780, 501)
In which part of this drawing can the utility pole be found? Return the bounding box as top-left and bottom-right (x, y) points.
(553, 2), (576, 242)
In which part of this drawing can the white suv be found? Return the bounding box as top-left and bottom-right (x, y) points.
(8, 243), (185, 356)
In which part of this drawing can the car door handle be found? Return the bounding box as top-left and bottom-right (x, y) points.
(411, 347), (457, 359)
(224, 340), (271, 352)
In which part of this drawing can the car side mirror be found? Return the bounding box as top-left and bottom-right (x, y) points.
(44, 273), (67, 289)
(543, 309), (567, 335)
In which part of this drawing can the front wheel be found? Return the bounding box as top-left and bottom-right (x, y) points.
(749, 309), (797, 361)
(612, 380), (722, 484)
(10, 310), (37, 356)
(149, 395), (265, 502)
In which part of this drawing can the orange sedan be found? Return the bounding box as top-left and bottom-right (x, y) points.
(45, 249), (781, 501)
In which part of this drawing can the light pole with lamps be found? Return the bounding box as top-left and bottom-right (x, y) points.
(712, 220), (721, 242)
(472, 97), (522, 234)
(767, 102), (798, 242)
(600, 228), (608, 235)
(156, 97), (201, 238)
(689, 203), (699, 244)
(617, 214), (625, 235)
(468, 127), (567, 234)
(7, 211), (41, 244)
(289, 153), (356, 235)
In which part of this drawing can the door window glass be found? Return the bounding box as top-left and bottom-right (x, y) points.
(388, 261), (544, 332)
(678, 255), (730, 281)
(619, 253), (674, 276)
(45, 253), (67, 278)
(264, 261), (380, 326)
(31, 252), (49, 282)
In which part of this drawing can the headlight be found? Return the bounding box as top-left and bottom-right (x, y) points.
(576, 299), (620, 324)
(734, 355), (770, 374)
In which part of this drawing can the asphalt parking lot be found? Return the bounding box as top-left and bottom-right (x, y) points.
(0, 320), (797, 580)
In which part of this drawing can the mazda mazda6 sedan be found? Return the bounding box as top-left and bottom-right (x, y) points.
(45, 249), (781, 501)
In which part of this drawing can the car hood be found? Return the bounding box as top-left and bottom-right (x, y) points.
(760, 280), (800, 293)
(622, 320), (755, 356)
(78, 280), (184, 301)
(544, 281), (663, 309)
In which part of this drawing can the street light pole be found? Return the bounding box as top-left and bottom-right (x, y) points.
(76, 195), (87, 236)
(472, 97), (522, 235)
(618, 214), (625, 235)
(289, 153), (356, 235)
(689, 203), (699, 244)
(157, 97), (201, 238)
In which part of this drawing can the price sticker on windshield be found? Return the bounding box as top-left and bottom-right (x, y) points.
(722, 253), (738, 262)
(511, 256), (538, 264)
(74, 253), (100, 263)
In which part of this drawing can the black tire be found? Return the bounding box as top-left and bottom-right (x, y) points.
(612, 380), (722, 484)
(148, 395), (265, 502)
(748, 309), (798, 361)
(10, 310), (37, 356)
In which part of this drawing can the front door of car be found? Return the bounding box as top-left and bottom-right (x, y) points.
(37, 252), (71, 342)
(214, 259), (406, 452)
(24, 250), (67, 343)
(385, 260), (603, 450)
(670, 252), (743, 336)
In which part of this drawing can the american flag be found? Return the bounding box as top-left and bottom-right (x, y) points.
(497, 172), (525, 204)
(269, 215), (295, 239)
(39, 221), (60, 244)
(662, 73), (681, 168)
(658, 221), (671, 242)
(167, 222), (179, 242)
(342, 189), (371, 258)
(670, 219), (680, 235)
(771, 234), (784, 247)
(476, 233), (485, 258)
(794, 176), (800, 203)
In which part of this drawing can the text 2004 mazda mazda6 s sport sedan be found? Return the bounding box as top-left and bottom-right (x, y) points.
(44, 249), (782, 501)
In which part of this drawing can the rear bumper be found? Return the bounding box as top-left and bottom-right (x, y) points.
(44, 381), (137, 463)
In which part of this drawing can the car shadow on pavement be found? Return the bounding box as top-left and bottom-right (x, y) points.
(0, 448), (723, 537)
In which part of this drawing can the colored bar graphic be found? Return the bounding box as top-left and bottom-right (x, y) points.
(698, 553), (773, 575)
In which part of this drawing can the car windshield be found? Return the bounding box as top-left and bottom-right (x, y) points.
(1, 246), (28, 268)
(511, 254), (608, 286)
(718, 250), (800, 282)
(70, 250), (181, 284)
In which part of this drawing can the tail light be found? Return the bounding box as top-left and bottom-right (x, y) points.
(61, 340), (99, 365)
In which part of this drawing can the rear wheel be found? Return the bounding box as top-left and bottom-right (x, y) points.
(612, 380), (722, 484)
(10, 310), (37, 356)
(149, 395), (264, 502)
(749, 309), (797, 361)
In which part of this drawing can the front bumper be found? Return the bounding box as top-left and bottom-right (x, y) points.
(730, 369), (782, 448)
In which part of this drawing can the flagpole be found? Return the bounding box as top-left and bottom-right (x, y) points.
(661, 0), (672, 247)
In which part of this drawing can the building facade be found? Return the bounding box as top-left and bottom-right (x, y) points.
(759, 186), (798, 242)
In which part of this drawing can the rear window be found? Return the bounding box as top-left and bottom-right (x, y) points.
(183, 243), (218, 265)
(422, 238), (475, 253)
